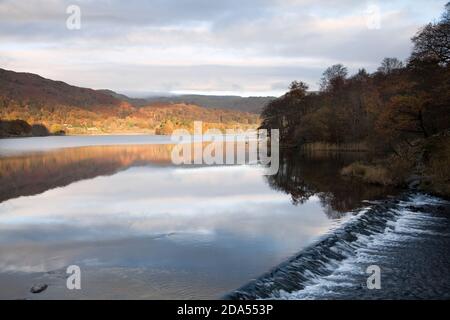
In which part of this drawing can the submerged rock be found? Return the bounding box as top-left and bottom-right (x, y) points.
(30, 284), (48, 294)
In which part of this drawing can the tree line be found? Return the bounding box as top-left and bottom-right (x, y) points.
(260, 3), (450, 157)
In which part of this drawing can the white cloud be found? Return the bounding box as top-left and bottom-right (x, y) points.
(0, 0), (446, 95)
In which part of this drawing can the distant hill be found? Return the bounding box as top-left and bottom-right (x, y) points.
(97, 89), (149, 107)
(144, 94), (275, 114)
(0, 68), (259, 135)
(96, 91), (276, 113)
(0, 68), (123, 110)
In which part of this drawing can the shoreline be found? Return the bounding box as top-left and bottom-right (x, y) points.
(0, 132), (158, 139)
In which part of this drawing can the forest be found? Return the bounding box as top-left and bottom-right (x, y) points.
(0, 103), (259, 137)
(260, 3), (450, 197)
(0, 67), (259, 137)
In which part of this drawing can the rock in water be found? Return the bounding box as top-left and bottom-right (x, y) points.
(30, 284), (48, 294)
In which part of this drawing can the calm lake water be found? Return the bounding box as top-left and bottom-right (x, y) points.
(0, 135), (414, 299)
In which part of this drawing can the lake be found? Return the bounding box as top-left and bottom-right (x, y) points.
(0, 135), (448, 300)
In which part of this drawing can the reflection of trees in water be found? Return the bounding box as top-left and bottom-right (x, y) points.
(0, 145), (174, 203)
(265, 150), (398, 219)
(0, 142), (251, 203)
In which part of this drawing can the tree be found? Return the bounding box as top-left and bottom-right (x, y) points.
(352, 68), (370, 81)
(320, 64), (348, 91)
(258, 3), (450, 155)
(260, 81), (311, 145)
(411, 2), (450, 66)
(377, 58), (404, 74)
(287, 81), (309, 99)
(379, 92), (432, 141)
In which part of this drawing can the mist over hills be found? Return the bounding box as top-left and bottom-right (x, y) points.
(142, 95), (275, 114)
(96, 90), (276, 114)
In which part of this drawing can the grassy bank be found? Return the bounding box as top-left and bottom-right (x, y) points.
(341, 132), (450, 198)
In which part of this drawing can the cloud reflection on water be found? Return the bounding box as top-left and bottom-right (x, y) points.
(0, 139), (395, 298)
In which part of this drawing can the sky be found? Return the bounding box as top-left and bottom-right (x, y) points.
(0, 0), (447, 97)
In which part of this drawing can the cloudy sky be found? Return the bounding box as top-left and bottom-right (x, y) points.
(0, 0), (446, 96)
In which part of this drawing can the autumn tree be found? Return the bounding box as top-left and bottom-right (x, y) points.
(379, 92), (432, 141)
(260, 81), (311, 145)
(257, 4), (450, 157)
(320, 64), (348, 92)
(411, 2), (450, 66)
(377, 58), (404, 74)
(287, 81), (309, 99)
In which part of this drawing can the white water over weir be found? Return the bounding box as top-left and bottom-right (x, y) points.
(226, 194), (450, 300)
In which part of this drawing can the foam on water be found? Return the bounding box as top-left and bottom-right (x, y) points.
(226, 193), (450, 300)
